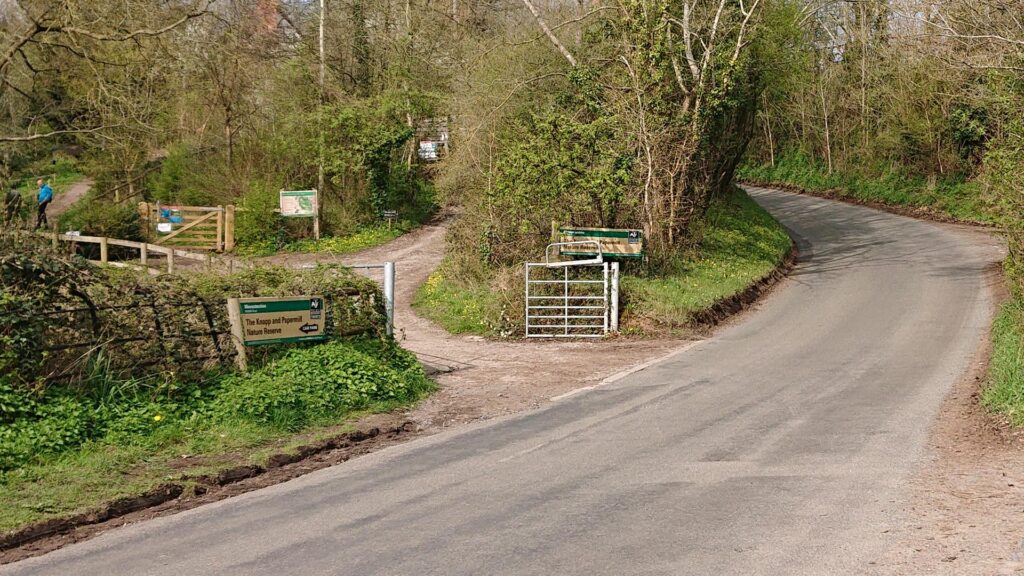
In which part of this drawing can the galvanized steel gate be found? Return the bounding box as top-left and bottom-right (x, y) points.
(525, 242), (619, 338)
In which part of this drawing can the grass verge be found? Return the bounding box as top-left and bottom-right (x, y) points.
(620, 187), (791, 330)
(0, 338), (433, 535)
(413, 186), (792, 336)
(737, 151), (997, 225)
(982, 297), (1024, 425)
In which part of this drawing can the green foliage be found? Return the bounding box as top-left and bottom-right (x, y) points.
(979, 118), (1024, 290)
(949, 105), (989, 160)
(233, 184), (289, 254)
(146, 146), (213, 206)
(415, 188), (791, 336)
(323, 94), (432, 217)
(484, 108), (633, 265)
(413, 264), (509, 336)
(2, 231), (385, 388)
(982, 298), (1024, 425)
(58, 191), (144, 240)
(213, 340), (432, 431)
(285, 226), (403, 255)
(738, 150), (997, 224)
(0, 338), (433, 472)
(0, 233), (97, 381)
(621, 188), (790, 329)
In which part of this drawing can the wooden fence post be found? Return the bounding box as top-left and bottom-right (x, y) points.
(216, 205), (224, 252)
(99, 237), (109, 264)
(224, 205), (235, 252)
(140, 243), (148, 266)
(226, 298), (248, 371)
(167, 249), (174, 274)
(138, 202), (150, 241)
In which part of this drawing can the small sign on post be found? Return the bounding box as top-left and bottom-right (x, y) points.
(382, 209), (398, 229)
(558, 227), (644, 260)
(280, 189), (320, 240)
(227, 295), (328, 369)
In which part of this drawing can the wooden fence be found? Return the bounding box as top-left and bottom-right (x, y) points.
(138, 203), (235, 252)
(47, 232), (246, 274)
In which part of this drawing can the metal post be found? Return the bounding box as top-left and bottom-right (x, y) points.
(524, 264), (530, 337)
(611, 262), (620, 333)
(603, 262), (609, 334)
(564, 266), (569, 337)
(383, 261), (395, 337)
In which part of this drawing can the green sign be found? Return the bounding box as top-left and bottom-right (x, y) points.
(280, 190), (318, 217)
(233, 295), (327, 346)
(559, 227), (644, 259)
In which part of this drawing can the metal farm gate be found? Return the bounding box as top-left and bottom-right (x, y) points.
(525, 242), (619, 338)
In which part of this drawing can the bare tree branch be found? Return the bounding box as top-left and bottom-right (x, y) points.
(520, 0), (578, 66)
(0, 126), (113, 142)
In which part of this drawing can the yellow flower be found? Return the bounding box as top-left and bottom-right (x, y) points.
(153, 415), (162, 422)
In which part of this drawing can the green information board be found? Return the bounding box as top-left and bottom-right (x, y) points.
(280, 190), (318, 217)
(231, 296), (327, 346)
(559, 227), (644, 259)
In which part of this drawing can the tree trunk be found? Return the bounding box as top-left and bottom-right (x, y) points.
(820, 85), (832, 174)
(520, 0), (577, 66)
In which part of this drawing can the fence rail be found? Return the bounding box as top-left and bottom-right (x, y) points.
(44, 232), (247, 274)
(138, 203), (235, 252)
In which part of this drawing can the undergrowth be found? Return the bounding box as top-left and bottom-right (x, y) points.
(0, 337), (433, 532)
(414, 187), (791, 336)
(983, 298), (1024, 425)
(737, 150), (997, 225)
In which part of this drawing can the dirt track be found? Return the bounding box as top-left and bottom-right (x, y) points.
(49, 178), (92, 218)
(264, 218), (694, 429)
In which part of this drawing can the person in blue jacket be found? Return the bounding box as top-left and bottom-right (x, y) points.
(35, 178), (53, 230)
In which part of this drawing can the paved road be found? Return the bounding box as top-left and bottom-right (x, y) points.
(4, 188), (1005, 576)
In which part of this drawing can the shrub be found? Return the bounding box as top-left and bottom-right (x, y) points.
(212, 340), (431, 430)
(0, 337), (433, 471)
(58, 191), (144, 241)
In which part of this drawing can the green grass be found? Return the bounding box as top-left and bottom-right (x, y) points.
(413, 187), (792, 336)
(235, 225), (408, 258)
(982, 297), (1024, 425)
(621, 188), (791, 329)
(737, 151), (998, 225)
(413, 266), (509, 336)
(284, 225), (406, 255)
(0, 338), (434, 534)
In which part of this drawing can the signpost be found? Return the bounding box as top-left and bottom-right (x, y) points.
(382, 209), (398, 229)
(558, 227), (644, 259)
(280, 189), (320, 240)
(226, 295), (327, 370)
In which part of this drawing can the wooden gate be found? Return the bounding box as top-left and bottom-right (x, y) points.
(138, 203), (235, 252)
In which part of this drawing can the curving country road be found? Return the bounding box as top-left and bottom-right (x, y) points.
(2, 187), (1006, 575)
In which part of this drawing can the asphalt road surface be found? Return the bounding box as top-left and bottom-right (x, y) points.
(4, 187), (1005, 576)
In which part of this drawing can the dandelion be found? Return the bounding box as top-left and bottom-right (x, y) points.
(153, 415), (162, 422)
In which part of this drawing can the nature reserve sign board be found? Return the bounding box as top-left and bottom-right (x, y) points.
(280, 190), (318, 217)
(229, 296), (327, 346)
(559, 227), (644, 259)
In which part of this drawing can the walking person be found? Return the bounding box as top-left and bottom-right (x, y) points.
(4, 183), (21, 227)
(35, 178), (52, 230)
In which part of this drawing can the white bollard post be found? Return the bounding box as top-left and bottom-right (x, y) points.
(384, 261), (395, 338)
(611, 262), (620, 333)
